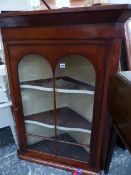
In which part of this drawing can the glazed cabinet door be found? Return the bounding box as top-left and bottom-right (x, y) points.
(8, 41), (106, 167)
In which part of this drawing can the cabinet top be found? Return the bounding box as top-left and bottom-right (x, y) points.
(0, 4), (131, 28)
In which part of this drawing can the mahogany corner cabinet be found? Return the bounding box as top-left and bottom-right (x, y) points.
(0, 4), (131, 175)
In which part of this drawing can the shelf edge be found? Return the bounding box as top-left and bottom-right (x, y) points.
(25, 120), (91, 133)
(21, 85), (94, 95)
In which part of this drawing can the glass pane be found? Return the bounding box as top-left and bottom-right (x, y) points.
(57, 141), (89, 162)
(55, 55), (96, 159)
(18, 54), (55, 154)
(27, 135), (56, 155)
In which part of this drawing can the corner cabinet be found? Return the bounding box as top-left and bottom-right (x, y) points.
(0, 5), (131, 174)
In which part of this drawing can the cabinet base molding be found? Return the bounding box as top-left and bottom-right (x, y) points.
(18, 150), (98, 175)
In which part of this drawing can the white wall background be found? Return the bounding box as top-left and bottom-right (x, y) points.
(0, 0), (41, 11)
(0, 0), (130, 13)
(0, 0), (131, 12)
(0, 0), (31, 11)
(109, 0), (131, 3)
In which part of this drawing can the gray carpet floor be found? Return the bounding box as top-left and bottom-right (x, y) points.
(0, 127), (131, 175)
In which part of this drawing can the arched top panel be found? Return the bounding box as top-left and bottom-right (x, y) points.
(55, 54), (96, 86)
(18, 54), (52, 83)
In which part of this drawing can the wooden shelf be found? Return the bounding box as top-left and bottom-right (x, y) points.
(25, 107), (92, 133)
(21, 76), (95, 95)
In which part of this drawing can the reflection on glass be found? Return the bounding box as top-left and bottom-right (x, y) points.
(27, 135), (56, 155)
(57, 140), (89, 162)
(55, 55), (96, 157)
(18, 54), (55, 154)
